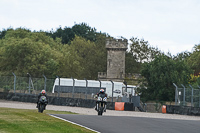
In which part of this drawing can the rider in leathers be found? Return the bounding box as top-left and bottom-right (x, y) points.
(95, 89), (107, 112)
(36, 90), (48, 108)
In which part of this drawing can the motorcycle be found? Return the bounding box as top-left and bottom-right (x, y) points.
(38, 96), (48, 113)
(95, 94), (107, 115)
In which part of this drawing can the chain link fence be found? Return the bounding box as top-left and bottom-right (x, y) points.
(173, 83), (200, 107)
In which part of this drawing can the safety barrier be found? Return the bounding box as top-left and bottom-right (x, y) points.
(0, 92), (137, 111)
(162, 105), (200, 116)
(115, 102), (135, 111)
(162, 105), (167, 113)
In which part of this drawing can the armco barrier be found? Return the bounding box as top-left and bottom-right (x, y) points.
(166, 105), (200, 116)
(7, 92), (200, 115)
(0, 92), (138, 111)
(2, 92), (200, 115)
(0, 92), (9, 99)
(0, 92), (115, 109)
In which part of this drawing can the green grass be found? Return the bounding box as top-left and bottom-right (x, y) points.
(0, 107), (95, 133)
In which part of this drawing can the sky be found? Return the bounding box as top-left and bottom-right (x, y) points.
(0, 0), (200, 55)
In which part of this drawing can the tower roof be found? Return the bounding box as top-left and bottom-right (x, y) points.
(106, 38), (128, 50)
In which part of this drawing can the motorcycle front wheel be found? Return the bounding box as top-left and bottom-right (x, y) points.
(39, 104), (44, 113)
(98, 107), (104, 115)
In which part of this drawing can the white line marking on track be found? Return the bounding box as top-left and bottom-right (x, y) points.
(49, 114), (100, 133)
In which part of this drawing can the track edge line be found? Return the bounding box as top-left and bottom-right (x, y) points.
(49, 114), (100, 133)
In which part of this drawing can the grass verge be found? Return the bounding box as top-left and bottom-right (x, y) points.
(0, 107), (95, 133)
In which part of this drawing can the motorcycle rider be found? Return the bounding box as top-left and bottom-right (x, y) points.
(36, 90), (48, 108)
(95, 89), (108, 112)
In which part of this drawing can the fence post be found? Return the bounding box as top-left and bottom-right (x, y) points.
(110, 80), (114, 103)
(27, 73), (31, 94)
(198, 85), (200, 107)
(189, 85), (194, 107)
(56, 76), (60, 97)
(30, 77), (35, 94)
(98, 79), (101, 89)
(173, 83), (178, 105)
(43, 74), (47, 91)
(72, 77), (75, 98)
(123, 81), (127, 93)
(12, 72), (16, 96)
(84, 78), (88, 100)
(181, 84), (186, 106)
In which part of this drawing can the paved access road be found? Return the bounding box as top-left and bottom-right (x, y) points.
(52, 114), (200, 133)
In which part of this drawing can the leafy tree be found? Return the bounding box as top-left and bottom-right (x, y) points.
(125, 37), (162, 85)
(47, 23), (99, 45)
(125, 51), (141, 73)
(139, 54), (192, 102)
(56, 40), (82, 78)
(188, 74), (200, 86)
(0, 28), (14, 39)
(72, 23), (97, 42)
(3, 28), (31, 39)
(185, 44), (200, 75)
(63, 35), (104, 79)
(47, 27), (75, 45)
(173, 51), (191, 61)
(57, 33), (108, 79)
(0, 28), (62, 77)
(129, 37), (162, 63)
(93, 33), (107, 73)
(0, 27), (109, 79)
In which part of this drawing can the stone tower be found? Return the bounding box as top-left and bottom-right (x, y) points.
(105, 38), (128, 81)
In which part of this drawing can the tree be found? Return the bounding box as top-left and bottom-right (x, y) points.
(124, 37), (162, 85)
(139, 54), (192, 102)
(72, 23), (97, 42)
(47, 23), (99, 45)
(185, 44), (200, 75)
(173, 51), (191, 61)
(125, 51), (141, 74)
(63, 35), (104, 79)
(47, 27), (75, 45)
(0, 28), (62, 77)
(93, 33), (107, 74)
(0, 28), (16, 39)
(129, 37), (162, 63)
(0, 27), (109, 79)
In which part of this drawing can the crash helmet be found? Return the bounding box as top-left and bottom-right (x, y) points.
(41, 90), (46, 95)
(100, 89), (104, 93)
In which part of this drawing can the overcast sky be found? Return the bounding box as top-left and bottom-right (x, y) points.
(1, 0), (200, 55)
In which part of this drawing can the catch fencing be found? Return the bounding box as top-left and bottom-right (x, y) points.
(173, 83), (200, 107)
(0, 74), (121, 102)
(0, 75), (55, 95)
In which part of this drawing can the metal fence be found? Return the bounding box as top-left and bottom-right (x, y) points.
(0, 75), (55, 95)
(173, 83), (200, 107)
(0, 74), (121, 102)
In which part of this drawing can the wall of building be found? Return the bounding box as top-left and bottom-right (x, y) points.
(103, 38), (128, 82)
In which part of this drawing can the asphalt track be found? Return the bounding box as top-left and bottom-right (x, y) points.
(1, 100), (200, 133)
(52, 114), (200, 133)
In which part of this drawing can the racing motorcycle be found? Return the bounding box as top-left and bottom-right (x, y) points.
(95, 94), (107, 115)
(38, 96), (48, 113)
